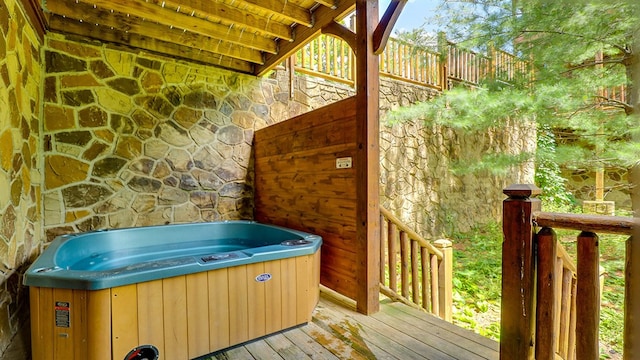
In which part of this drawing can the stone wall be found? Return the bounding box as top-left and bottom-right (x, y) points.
(380, 118), (536, 239)
(563, 167), (631, 212)
(38, 27), (536, 244)
(0, 0), (43, 354)
(41, 33), (339, 241)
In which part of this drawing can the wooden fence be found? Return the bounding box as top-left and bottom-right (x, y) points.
(379, 207), (453, 321)
(501, 184), (637, 360)
(293, 34), (626, 106)
(292, 34), (530, 90)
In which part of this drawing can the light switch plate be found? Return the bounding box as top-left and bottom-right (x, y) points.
(336, 157), (352, 169)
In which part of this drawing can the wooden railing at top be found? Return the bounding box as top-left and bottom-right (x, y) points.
(379, 206), (453, 321)
(292, 34), (530, 91)
(292, 34), (629, 108)
(501, 184), (637, 360)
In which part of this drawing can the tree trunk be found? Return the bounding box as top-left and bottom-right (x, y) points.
(630, 24), (640, 117)
(625, 10), (639, 358)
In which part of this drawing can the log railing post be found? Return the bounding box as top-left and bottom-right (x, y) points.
(435, 239), (453, 322)
(535, 227), (558, 360)
(576, 231), (600, 359)
(626, 162), (640, 359)
(437, 31), (448, 91)
(500, 184), (541, 360)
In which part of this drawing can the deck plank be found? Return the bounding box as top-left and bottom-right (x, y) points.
(207, 288), (499, 360)
(282, 326), (341, 360)
(263, 332), (313, 360)
(319, 296), (451, 360)
(384, 302), (500, 357)
(244, 339), (285, 360)
(302, 316), (379, 360)
(373, 304), (495, 359)
(213, 345), (255, 359)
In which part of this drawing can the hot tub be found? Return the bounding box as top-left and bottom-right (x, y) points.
(25, 221), (321, 360)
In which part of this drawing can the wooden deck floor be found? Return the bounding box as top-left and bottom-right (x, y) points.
(206, 288), (499, 360)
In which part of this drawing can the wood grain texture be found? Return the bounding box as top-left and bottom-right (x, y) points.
(208, 268), (230, 351)
(86, 289), (111, 360)
(575, 232), (600, 360)
(500, 185), (540, 360)
(162, 276), (188, 360)
(186, 272), (210, 358)
(254, 96), (358, 302)
(136, 280), (165, 356)
(354, 0), (381, 314)
(111, 285), (139, 360)
(535, 228), (558, 360)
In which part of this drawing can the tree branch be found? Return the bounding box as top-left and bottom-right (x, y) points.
(593, 95), (634, 115)
(517, 29), (630, 54)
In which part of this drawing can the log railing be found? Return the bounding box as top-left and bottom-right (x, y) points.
(501, 184), (637, 360)
(380, 38), (442, 90)
(379, 206), (453, 321)
(293, 34), (355, 86)
(446, 42), (490, 86)
(292, 33), (528, 91)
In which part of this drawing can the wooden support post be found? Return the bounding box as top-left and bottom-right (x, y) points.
(388, 222), (398, 292)
(576, 231), (600, 359)
(434, 239), (453, 322)
(625, 161), (640, 359)
(500, 184), (541, 360)
(380, 215), (386, 283)
(355, 0), (380, 315)
(535, 227), (558, 360)
(437, 32), (448, 91)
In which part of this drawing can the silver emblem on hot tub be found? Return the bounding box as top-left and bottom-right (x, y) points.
(255, 273), (272, 282)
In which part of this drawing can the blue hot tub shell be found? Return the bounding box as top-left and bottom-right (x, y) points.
(24, 220), (322, 290)
(26, 220), (323, 360)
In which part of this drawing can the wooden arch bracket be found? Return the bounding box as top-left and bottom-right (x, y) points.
(322, 21), (357, 56)
(372, 0), (407, 55)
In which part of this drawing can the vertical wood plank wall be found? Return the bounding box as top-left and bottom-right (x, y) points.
(254, 96), (358, 300)
(29, 253), (320, 360)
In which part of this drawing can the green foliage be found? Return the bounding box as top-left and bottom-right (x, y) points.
(428, 0), (640, 170)
(535, 126), (577, 209)
(451, 221), (503, 340)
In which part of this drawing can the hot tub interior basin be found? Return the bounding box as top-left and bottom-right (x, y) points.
(25, 220), (321, 290)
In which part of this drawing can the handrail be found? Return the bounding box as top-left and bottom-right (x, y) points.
(380, 207), (443, 258)
(379, 206), (453, 322)
(501, 184), (635, 360)
(533, 211), (635, 235)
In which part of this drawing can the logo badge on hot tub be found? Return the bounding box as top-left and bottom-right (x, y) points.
(255, 273), (272, 282)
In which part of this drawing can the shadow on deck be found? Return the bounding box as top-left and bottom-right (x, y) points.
(207, 287), (499, 360)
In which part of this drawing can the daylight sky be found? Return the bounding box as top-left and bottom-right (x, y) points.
(379, 0), (440, 33)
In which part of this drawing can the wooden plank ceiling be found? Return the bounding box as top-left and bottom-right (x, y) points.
(37, 0), (356, 75)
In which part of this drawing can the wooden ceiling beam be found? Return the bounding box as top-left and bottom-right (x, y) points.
(45, 0), (265, 63)
(48, 15), (254, 73)
(315, 0), (338, 9)
(255, 1), (355, 76)
(49, 0), (278, 54)
(235, 0), (313, 28)
(146, 0), (294, 41)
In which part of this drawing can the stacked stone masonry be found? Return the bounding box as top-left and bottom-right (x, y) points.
(0, 0), (43, 354)
(563, 167), (631, 212)
(41, 33), (333, 242)
(380, 117), (536, 238)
